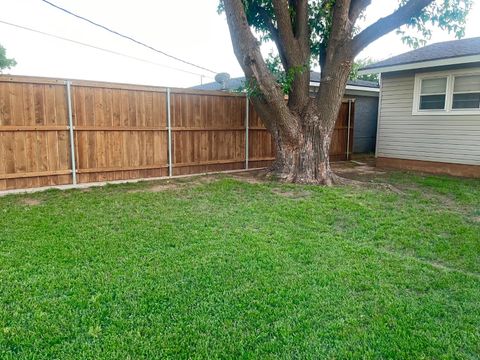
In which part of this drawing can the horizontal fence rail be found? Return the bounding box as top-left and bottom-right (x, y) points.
(0, 75), (353, 191)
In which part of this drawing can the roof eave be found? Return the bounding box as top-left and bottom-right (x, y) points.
(309, 82), (379, 92)
(345, 84), (379, 92)
(358, 54), (480, 75)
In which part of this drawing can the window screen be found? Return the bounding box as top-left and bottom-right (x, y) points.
(419, 77), (447, 110)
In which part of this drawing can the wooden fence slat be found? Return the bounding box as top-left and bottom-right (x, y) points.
(174, 159), (246, 168)
(171, 127), (246, 131)
(76, 164), (169, 174)
(74, 126), (168, 131)
(0, 169), (72, 180)
(0, 126), (69, 131)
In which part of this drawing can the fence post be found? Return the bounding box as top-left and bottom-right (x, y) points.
(66, 80), (77, 185)
(245, 96), (249, 170)
(346, 99), (352, 161)
(167, 88), (173, 177)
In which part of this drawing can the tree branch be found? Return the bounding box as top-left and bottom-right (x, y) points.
(272, 0), (299, 57)
(320, 0), (353, 77)
(254, 4), (289, 70)
(351, 0), (435, 55)
(293, 0), (309, 48)
(314, 0), (355, 114)
(289, 0), (311, 114)
(222, 0), (301, 144)
(349, 0), (371, 24)
(270, 0), (311, 115)
(330, 0), (353, 43)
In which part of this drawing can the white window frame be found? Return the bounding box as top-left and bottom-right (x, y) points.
(412, 68), (480, 116)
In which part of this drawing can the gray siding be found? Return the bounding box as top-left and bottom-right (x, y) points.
(377, 70), (480, 165)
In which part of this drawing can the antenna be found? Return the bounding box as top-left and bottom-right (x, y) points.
(215, 72), (231, 90)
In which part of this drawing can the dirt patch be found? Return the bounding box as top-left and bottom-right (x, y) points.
(184, 176), (219, 186)
(149, 183), (185, 192)
(333, 162), (386, 177)
(228, 176), (265, 184)
(411, 187), (472, 214)
(335, 161), (357, 169)
(329, 159), (395, 185)
(227, 170), (269, 184)
(473, 216), (480, 223)
(126, 182), (184, 193)
(126, 176), (220, 194)
(20, 198), (42, 206)
(272, 188), (312, 199)
(126, 189), (146, 194)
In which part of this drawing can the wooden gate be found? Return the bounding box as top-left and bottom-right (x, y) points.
(331, 100), (355, 161)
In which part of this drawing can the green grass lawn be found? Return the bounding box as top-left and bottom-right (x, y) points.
(1, 170), (479, 359)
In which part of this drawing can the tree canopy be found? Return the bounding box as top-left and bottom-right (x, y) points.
(220, 0), (472, 76)
(349, 58), (378, 82)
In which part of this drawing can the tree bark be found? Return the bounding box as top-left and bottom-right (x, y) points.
(272, 118), (336, 185)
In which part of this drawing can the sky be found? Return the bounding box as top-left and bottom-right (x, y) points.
(0, 0), (479, 88)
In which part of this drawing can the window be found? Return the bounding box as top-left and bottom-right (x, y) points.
(452, 75), (480, 109)
(413, 69), (480, 115)
(419, 77), (447, 110)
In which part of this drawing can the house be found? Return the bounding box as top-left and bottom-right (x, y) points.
(192, 72), (380, 154)
(360, 37), (480, 178)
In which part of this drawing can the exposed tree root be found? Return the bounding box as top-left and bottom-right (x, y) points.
(332, 173), (404, 194)
(264, 166), (404, 194)
(331, 173), (363, 186)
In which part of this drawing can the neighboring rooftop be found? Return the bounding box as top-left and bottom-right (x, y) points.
(191, 71), (379, 91)
(192, 76), (244, 91)
(361, 37), (480, 73)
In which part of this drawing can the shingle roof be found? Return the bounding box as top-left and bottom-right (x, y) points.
(191, 71), (378, 91)
(191, 77), (244, 91)
(362, 37), (480, 71)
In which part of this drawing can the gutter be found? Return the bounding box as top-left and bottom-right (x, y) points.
(359, 54), (480, 75)
(309, 82), (380, 93)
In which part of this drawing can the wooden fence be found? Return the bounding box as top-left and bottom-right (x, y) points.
(0, 75), (354, 191)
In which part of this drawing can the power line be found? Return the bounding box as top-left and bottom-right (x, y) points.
(39, 0), (218, 74)
(0, 19), (214, 79)
(0, 19), (211, 79)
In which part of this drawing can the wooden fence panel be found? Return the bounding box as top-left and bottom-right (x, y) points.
(0, 80), (71, 190)
(170, 92), (246, 176)
(247, 102), (276, 169)
(72, 85), (169, 183)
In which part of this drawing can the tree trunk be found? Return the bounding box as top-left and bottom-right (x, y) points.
(269, 112), (336, 185)
(268, 58), (352, 185)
